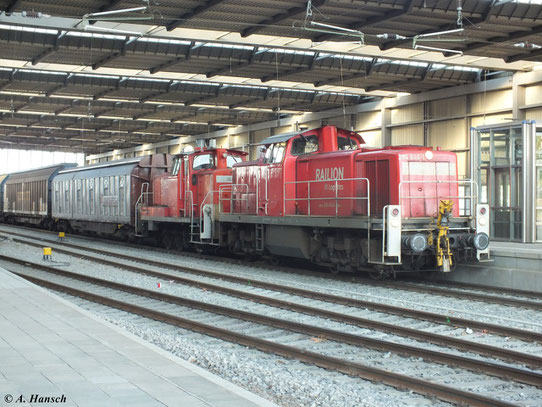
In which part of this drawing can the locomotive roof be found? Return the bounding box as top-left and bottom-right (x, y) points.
(256, 131), (300, 146)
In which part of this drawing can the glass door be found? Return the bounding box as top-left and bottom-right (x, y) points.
(476, 125), (523, 241)
(536, 130), (542, 241)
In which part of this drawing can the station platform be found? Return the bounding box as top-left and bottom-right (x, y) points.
(0, 267), (278, 407)
(428, 241), (542, 293)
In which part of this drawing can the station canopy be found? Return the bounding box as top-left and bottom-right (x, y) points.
(0, 0), (540, 153)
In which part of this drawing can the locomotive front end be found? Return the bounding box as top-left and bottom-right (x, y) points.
(393, 149), (491, 272)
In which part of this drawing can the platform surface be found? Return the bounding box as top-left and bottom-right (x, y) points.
(426, 241), (542, 293)
(0, 267), (279, 407)
(491, 241), (542, 257)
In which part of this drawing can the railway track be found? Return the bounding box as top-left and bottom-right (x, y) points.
(2, 255), (540, 407)
(3, 230), (542, 367)
(3, 231), (542, 344)
(1, 225), (541, 311)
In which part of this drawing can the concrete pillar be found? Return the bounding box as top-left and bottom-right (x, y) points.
(513, 74), (526, 121)
(381, 106), (391, 146)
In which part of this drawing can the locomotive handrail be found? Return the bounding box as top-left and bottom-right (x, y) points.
(185, 189), (194, 218)
(219, 183), (255, 215)
(134, 182), (151, 236)
(283, 177), (370, 218)
(398, 179), (478, 218)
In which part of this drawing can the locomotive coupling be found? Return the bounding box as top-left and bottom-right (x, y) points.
(436, 200), (454, 272)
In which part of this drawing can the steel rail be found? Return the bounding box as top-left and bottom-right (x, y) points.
(5, 234), (542, 345)
(1, 253), (541, 370)
(352, 277), (542, 310)
(407, 278), (542, 301)
(3, 228), (542, 309)
(5, 267), (522, 407)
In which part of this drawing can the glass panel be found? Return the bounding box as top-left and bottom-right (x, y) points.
(493, 137), (510, 166)
(493, 209), (510, 239)
(193, 153), (214, 170)
(226, 155), (243, 168)
(513, 136), (523, 166)
(536, 132), (542, 161)
(480, 168), (488, 204)
(291, 135), (319, 155)
(513, 167), (522, 208)
(338, 135), (358, 150)
(480, 136), (490, 166)
(494, 169), (510, 208)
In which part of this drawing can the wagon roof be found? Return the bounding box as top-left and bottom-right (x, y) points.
(58, 157), (142, 174)
(4, 163), (78, 184)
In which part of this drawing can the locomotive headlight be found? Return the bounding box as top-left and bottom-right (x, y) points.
(424, 150), (433, 160)
(473, 232), (490, 250)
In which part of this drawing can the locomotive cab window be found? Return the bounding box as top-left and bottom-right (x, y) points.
(338, 135), (359, 151)
(262, 142), (286, 164)
(192, 153), (215, 170)
(226, 155), (242, 168)
(291, 135), (319, 155)
(272, 142), (285, 163)
(171, 157), (181, 176)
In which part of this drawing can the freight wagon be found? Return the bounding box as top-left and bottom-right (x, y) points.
(52, 154), (170, 236)
(2, 164), (77, 228)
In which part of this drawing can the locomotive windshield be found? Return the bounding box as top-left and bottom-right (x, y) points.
(226, 155), (243, 168)
(193, 153), (215, 170)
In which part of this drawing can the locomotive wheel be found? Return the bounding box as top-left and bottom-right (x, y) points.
(329, 265), (340, 275)
(270, 257), (282, 266)
(162, 234), (174, 250)
(174, 234), (185, 251)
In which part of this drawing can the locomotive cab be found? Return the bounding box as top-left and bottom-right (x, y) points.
(139, 147), (246, 247)
(143, 148), (246, 219)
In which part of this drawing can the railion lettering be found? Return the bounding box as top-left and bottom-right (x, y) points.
(315, 167), (344, 181)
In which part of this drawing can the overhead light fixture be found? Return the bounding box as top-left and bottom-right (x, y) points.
(412, 28), (465, 56)
(514, 41), (542, 49)
(376, 33), (408, 40)
(81, 2), (153, 36)
(83, 25), (144, 37)
(414, 45), (463, 55)
(416, 28), (464, 39)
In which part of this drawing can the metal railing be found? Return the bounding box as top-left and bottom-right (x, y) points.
(134, 182), (150, 236)
(283, 177), (370, 217)
(398, 179), (478, 218)
(219, 183), (256, 215)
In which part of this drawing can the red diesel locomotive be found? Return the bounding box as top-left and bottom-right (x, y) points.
(139, 125), (490, 276)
